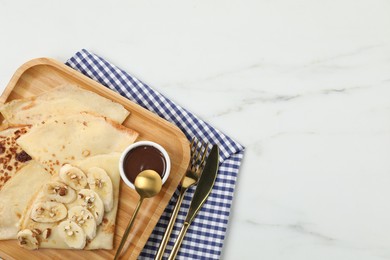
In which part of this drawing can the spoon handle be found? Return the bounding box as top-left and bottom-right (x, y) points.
(155, 188), (187, 260)
(114, 198), (144, 260)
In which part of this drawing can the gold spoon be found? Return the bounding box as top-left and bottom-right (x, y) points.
(114, 170), (162, 259)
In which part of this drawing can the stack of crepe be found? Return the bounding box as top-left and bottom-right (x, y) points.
(0, 85), (138, 250)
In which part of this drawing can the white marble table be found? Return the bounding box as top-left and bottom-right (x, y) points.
(1, 1), (390, 259)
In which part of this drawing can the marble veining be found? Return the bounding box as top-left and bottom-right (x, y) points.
(246, 220), (336, 242)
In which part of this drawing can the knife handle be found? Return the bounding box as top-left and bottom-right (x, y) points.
(167, 222), (190, 260)
(155, 189), (186, 260)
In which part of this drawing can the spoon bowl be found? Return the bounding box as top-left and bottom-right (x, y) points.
(135, 170), (162, 198)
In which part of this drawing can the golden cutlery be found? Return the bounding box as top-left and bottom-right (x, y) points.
(155, 138), (209, 260)
(167, 145), (219, 260)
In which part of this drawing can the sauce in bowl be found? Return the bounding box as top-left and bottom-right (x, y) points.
(123, 145), (167, 183)
(119, 141), (171, 190)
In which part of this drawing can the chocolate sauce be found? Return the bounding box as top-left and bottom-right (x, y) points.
(123, 145), (166, 183)
(15, 151), (32, 162)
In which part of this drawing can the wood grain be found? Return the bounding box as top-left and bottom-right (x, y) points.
(0, 58), (190, 260)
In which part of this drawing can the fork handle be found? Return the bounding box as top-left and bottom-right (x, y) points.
(167, 221), (190, 260)
(155, 188), (187, 260)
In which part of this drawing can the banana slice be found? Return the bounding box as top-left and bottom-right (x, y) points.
(58, 220), (86, 249)
(17, 229), (39, 250)
(43, 181), (76, 203)
(68, 206), (97, 240)
(87, 167), (114, 212)
(74, 189), (104, 225)
(59, 164), (88, 190)
(30, 201), (67, 223)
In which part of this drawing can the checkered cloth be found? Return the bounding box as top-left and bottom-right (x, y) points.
(66, 49), (245, 260)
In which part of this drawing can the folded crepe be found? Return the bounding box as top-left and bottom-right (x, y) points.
(0, 84), (130, 125)
(18, 153), (122, 250)
(0, 126), (32, 191)
(0, 161), (51, 239)
(17, 112), (138, 175)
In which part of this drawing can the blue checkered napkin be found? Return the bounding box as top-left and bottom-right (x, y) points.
(66, 49), (245, 260)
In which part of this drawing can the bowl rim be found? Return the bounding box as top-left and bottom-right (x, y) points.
(119, 140), (171, 190)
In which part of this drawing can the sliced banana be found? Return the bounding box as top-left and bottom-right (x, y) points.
(87, 167), (114, 212)
(68, 206), (97, 240)
(17, 229), (39, 250)
(30, 201), (67, 223)
(58, 220), (86, 249)
(74, 189), (104, 225)
(59, 164), (88, 190)
(43, 181), (76, 203)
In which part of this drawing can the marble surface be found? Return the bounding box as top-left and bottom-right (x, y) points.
(1, 0), (390, 259)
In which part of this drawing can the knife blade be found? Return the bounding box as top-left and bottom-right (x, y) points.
(185, 144), (219, 224)
(167, 144), (219, 260)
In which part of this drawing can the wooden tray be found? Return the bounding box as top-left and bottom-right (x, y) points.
(0, 58), (190, 260)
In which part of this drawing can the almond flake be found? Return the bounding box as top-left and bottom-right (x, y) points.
(32, 228), (42, 235)
(43, 228), (51, 239)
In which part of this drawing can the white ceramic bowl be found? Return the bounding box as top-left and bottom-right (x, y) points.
(119, 141), (171, 190)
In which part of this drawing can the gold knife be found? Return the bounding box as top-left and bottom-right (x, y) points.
(167, 145), (219, 260)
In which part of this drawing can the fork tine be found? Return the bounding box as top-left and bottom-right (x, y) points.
(193, 141), (208, 173)
(188, 138), (210, 174)
(190, 138), (198, 163)
(190, 137), (196, 157)
(193, 141), (203, 166)
(197, 142), (209, 173)
(200, 142), (209, 162)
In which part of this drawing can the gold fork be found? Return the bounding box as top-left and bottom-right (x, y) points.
(155, 137), (209, 260)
